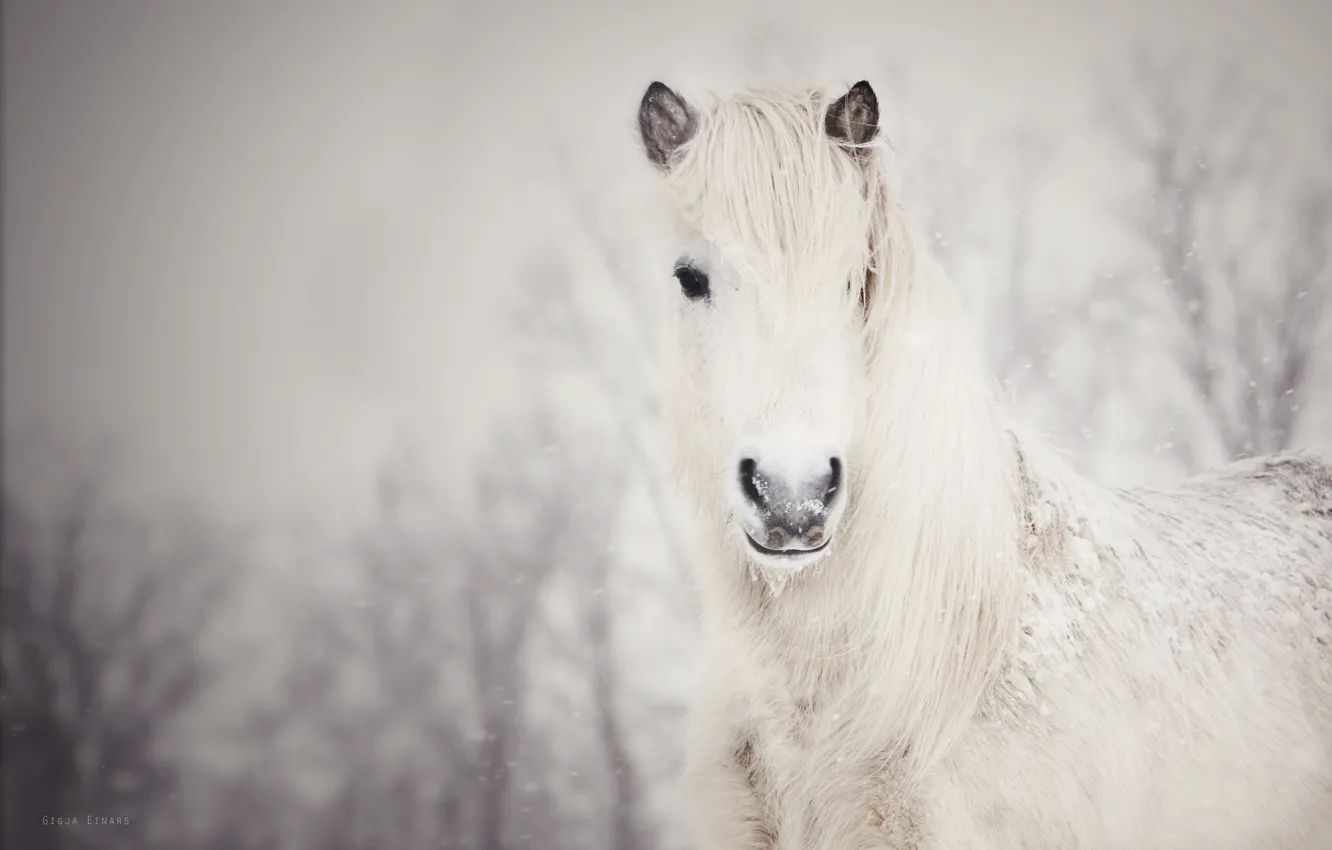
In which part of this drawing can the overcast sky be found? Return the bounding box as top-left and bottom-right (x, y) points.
(5, 0), (1331, 529)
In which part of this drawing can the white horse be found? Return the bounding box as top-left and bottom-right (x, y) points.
(633, 79), (1332, 849)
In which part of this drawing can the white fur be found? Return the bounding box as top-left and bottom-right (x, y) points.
(641, 84), (1332, 849)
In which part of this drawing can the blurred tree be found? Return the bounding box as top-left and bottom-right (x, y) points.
(1, 475), (230, 850)
(1102, 48), (1332, 468)
(464, 400), (593, 850)
(212, 444), (471, 850)
(582, 513), (652, 850)
(979, 126), (1132, 451)
(212, 389), (629, 850)
(528, 139), (697, 583)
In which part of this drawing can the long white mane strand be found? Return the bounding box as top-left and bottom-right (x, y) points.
(832, 156), (1026, 785)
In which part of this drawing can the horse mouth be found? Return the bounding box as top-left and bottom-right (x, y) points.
(743, 530), (833, 558)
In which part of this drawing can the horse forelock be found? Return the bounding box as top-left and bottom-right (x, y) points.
(664, 86), (889, 292)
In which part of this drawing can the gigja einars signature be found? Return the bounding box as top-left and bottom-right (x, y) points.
(41, 815), (132, 826)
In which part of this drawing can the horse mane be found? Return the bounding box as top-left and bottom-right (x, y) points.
(826, 186), (1028, 786)
(664, 85), (1034, 785)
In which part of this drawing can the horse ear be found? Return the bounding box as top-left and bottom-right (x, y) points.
(638, 81), (697, 170)
(825, 80), (879, 155)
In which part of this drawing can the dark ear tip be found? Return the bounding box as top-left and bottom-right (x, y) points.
(638, 81), (696, 169)
(826, 79), (880, 151)
(643, 81), (673, 103)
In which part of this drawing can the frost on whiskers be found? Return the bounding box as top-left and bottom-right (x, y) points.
(748, 554), (818, 596)
(750, 562), (797, 596)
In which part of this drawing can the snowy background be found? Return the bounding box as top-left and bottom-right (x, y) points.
(3, 1), (1331, 848)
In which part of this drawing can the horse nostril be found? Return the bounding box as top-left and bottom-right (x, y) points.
(825, 457), (843, 504)
(738, 457), (765, 507)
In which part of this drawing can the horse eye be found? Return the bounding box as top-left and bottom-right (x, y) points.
(857, 271), (876, 315)
(673, 264), (711, 301)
